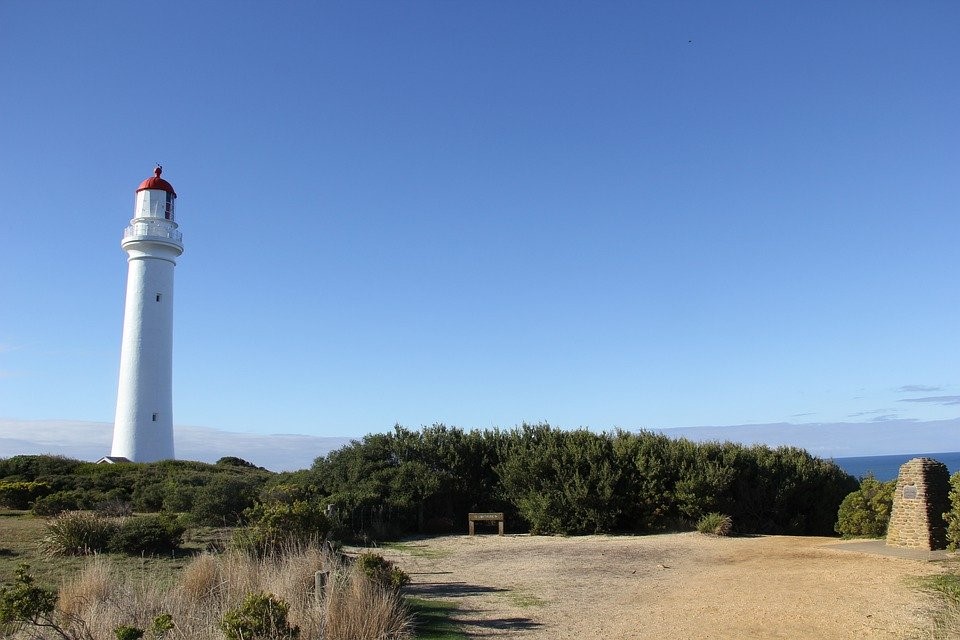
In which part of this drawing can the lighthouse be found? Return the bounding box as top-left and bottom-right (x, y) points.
(110, 167), (183, 462)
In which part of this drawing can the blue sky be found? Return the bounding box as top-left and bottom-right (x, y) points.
(2, 2), (959, 453)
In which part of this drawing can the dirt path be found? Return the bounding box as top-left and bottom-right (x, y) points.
(376, 533), (951, 639)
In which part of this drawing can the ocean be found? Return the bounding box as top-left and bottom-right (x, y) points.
(832, 451), (960, 481)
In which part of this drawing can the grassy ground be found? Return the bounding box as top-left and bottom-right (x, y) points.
(406, 597), (467, 640)
(918, 564), (960, 639)
(0, 510), (228, 589)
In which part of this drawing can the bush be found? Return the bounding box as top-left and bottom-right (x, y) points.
(191, 476), (259, 526)
(835, 474), (896, 538)
(0, 564), (59, 631)
(0, 481), (50, 509)
(696, 512), (733, 536)
(946, 472), (960, 551)
(219, 592), (300, 640)
(42, 512), (119, 555)
(31, 490), (86, 516)
(232, 500), (330, 556)
(354, 553), (410, 591)
(114, 626), (144, 640)
(110, 515), (185, 555)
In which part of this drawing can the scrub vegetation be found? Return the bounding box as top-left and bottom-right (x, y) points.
(1, 424), (959, 638)
(0, 425), (860, 540)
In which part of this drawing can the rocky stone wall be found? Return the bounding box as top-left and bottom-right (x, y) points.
(885, 457), (950, 550)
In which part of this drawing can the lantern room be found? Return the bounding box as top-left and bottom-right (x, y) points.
(134, 166), (177, 221)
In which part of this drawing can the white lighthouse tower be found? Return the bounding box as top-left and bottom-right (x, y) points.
(110, 167), (183, 462)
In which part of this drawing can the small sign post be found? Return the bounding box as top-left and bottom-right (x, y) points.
(468, 512), (505, 536)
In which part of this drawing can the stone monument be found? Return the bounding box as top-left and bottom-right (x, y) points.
(885, 457), (950, 550)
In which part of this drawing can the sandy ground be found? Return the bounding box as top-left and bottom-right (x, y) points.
(376, 533), (955, 640)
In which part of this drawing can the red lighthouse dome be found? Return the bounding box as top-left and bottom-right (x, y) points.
(137, 166), (176, 196)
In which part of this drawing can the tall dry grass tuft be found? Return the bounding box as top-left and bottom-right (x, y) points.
(178, 552), (221, 603)
(58, 558), (112, 618)
(322, 565), (412, 640)
(6, 543), (412, 640)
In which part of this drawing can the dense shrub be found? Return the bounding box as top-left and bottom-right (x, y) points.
(0, 480), (50, 509)
(0, 455), (81, 481)
(496, 426), (625, 534)
(217, 456), (259, 469)
(354, 553), (410, 591)
(31, 489), (87, 516)
(110, 514), (185, 555)
(2, 426), (860, 540)
(946, 472), (960, 551)
(697, 513), (733, 536)
(233, 500), (330, 555)
(191, 476), (260, 526)
(312, 423), (856, 538)
(42, 512), (119, 555)
(219, 592), (300, 640)
(835, 474), (896, 538)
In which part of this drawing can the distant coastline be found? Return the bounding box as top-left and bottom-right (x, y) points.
(833, 451), (960, 481)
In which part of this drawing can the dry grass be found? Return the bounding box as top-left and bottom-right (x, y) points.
(6, 543), (412, 640)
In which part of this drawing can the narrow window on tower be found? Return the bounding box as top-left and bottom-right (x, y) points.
(156, 293), (162, 303)
(152, 413), (159, 422)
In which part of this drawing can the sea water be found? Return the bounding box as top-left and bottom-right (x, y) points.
(833, 451), (960, 481)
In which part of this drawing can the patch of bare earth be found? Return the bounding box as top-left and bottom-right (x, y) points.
(379, 533), (947, 639)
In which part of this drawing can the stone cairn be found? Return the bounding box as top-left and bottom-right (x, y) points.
(885, 457), (951, 550)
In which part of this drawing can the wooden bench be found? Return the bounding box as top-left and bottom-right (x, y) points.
(468, 512), (504, 536)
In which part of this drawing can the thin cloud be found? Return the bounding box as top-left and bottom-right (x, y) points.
(0, 419), (351, 472)
(790, 412), (816, 418)
(848, 409), (895, 418)
(870, 414), (901, 423)
(898, 396), (960, 406)
(898, 385), (942, 393)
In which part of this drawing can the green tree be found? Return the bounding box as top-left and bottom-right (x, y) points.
(835, 474), (897, 537)
(191, 475), (260, 526)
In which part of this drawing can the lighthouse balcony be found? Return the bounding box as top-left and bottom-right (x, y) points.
(123, 220), (183, 245)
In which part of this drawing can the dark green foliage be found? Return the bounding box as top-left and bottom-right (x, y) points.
(0, 481), (51, 509)
(0, 564), (59, 634)
(835, 474), (896, 538)
(114, 626), (144, 640)
(190, 475), (261, 526)
(112, 613), (174, 640)
(31, 490), (87, 516)
(355, 552), (410, 590)
(219, 592), (299, 640)
(0, 455), (272, 520)
(945, 472), (960, 551)
(109, 515), (185, 555)
(232, 500), (330, 556)
(0, 455), (82, 481)
(1, 426), (858, 540)
(150, 613), (174, 639)
(312, 423), (855, 538)
(314, 424), (510, 539)
(217, 456), (260, 469)
(496, 426), (626, 534)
